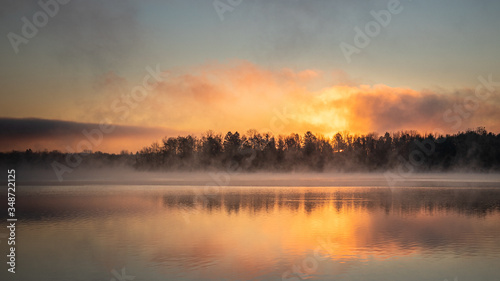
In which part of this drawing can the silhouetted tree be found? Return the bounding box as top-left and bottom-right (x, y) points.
(2, 128), (500, 173)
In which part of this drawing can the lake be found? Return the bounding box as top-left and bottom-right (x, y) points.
(2, 175), (500, 280)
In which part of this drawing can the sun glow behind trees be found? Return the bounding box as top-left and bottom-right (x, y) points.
(2, 128), (499, 174)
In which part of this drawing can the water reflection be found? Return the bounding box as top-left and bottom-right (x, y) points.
(4, 186), (500, 281)
(161, 187), (500, 217)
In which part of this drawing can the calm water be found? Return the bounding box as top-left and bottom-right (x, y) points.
(2, 185), (500, 281)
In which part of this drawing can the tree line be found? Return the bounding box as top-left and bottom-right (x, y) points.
(1, 127), (499, 172)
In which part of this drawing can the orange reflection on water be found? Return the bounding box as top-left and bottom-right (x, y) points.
(14, 186), (500, 281)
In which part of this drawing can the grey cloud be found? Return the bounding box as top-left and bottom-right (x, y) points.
(0, 117), (184, 152)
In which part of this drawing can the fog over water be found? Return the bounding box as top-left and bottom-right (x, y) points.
(16, 167), (500, 188)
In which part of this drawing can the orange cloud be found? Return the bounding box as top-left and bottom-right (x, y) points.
(80, 60), (500, 139)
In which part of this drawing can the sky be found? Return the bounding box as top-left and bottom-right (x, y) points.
(1, 0), (500, 152)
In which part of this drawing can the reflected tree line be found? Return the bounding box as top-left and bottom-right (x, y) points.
(1, 127), (499, 172)
(163, 188), (500, 217)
